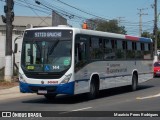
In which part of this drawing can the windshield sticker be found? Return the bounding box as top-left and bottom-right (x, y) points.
(44, 65), (50, 71)
(27, 66), (34, 70)
(64, 59), (70, 66)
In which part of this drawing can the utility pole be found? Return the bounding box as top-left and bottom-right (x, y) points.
(137, 8), (148, 37)
(154, 0), (158, 62)
(3, 0), (14, 81)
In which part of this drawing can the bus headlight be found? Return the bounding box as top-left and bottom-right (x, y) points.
(61, 73), (72, 84)
(19, 73), (26, 83)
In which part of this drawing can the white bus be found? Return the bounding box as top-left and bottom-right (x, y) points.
(19, 26), (153, 100)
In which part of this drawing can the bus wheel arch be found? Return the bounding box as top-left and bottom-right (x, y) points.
(131, 71), (138, 91)
(88, 74), (100, 99)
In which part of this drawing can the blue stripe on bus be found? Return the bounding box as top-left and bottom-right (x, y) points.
(74, 75), (132, 83)
(19, 81), (75, 95)
(75, 75), (132, 83)
(75, 72), (152, 82)
(139, 37), (152, 43)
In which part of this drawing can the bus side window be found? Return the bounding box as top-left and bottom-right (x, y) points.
(75, 42), (86, 64)
(136, 42), (143, 59)
(90, 37), (103, 60)
(104, 39), (116, 60)
(126, 41), (134, 59)
(75, 41), (87, 72)
(116, 40), (125, 59)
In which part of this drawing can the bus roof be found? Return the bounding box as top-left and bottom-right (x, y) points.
(26, 26), (152, 43)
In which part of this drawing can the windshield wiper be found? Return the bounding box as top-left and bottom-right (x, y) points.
(48, 40), (59, 55)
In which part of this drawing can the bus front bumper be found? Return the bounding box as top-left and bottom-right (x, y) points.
(19, 81), (74, 95)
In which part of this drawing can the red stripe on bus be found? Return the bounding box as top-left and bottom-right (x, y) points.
(125, 35), (139, 41)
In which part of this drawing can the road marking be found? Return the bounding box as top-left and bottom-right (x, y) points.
(59, 107), (92, 114)
(71, 107), (92, 111)
(136, 93), (160, 100)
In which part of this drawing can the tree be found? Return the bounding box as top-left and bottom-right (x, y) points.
(84, 18), (127, 34)
(141, 31), (153, 38)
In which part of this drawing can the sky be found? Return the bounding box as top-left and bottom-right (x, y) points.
(0, 0), (160, 36)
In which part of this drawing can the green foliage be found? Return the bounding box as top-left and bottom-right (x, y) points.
(85, 18), (127, 34)
(141, 32), (153, 38)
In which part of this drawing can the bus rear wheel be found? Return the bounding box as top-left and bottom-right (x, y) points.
(131, 74), (138, 91)
(44, 94), (57, 101)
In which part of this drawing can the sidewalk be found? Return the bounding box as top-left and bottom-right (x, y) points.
(0, 86), (34, 101)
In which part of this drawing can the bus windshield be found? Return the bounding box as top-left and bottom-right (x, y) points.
(21, 30), (72, 73)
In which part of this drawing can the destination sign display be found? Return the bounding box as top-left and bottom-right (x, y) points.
(24, 30), (73, 39)
(34, 32), (62, 38)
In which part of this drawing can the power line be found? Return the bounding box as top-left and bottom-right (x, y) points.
(1, 0), (155, 36)
(37, 0), (90, 21)
(54, 0), (110, 21)
(35, 0), (103, 26)
(35, 0), (76, 19)
(43, 0), (84, 19)
(23, 0), (50, 26)
(5, 0), (85, 26)
(117, 17), (125, 26)
(15, 1), (50, 15)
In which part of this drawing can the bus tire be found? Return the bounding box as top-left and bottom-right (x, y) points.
(131, 74), (138, 91)
(88, 79), (99, 100)
(44, 94), (57, 101)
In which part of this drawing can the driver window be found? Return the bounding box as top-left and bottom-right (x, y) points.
(75, 42), (87, 64)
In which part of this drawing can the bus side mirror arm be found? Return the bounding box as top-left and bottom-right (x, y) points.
(14, 35), (22, 53)
(14, 43), (18, 53)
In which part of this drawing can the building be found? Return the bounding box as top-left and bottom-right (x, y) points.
(0, 16), (52, 69)
(0, 16), (52, 35)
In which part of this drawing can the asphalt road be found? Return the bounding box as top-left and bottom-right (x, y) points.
(0, 78), (160, 120)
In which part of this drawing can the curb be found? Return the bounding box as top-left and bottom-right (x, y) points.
(0, 86), (34, 101)
(0, 86), (19, 95)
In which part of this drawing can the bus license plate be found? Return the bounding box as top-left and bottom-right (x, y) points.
(38, 90), (47, 94)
